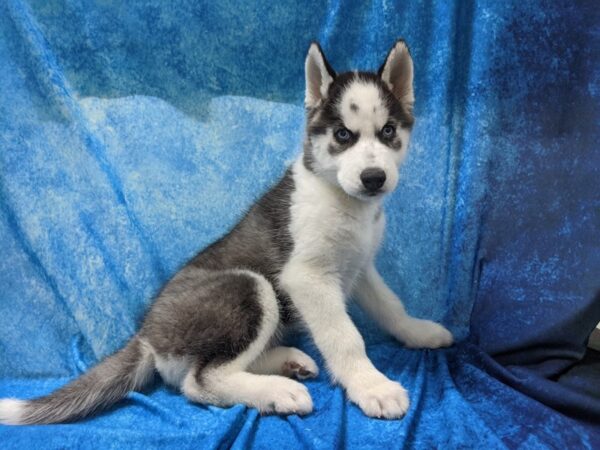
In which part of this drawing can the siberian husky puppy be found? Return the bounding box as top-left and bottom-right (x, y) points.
(0, 40), (452, 425)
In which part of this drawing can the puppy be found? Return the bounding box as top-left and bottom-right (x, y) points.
(0, 40), (452, 425)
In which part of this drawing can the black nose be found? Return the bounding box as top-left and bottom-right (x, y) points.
(360, 168), (386, 192)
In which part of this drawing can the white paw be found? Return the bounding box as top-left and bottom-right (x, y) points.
(398, 319), (454, 349)
(258, 378), (313, 416)
(348, 375), (409, 419)
(282, 348), (319, 380)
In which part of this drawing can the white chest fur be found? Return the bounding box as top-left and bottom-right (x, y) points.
(285, 159), (384, 294)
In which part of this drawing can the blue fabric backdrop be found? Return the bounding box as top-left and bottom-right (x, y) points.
(1, 0), (598, 448)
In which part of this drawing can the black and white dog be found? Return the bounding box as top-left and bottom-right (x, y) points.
(0, 40), (453, 425)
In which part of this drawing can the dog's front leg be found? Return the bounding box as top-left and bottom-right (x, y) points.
(353, 265), (453, 348)
(281, 264), (409, 419)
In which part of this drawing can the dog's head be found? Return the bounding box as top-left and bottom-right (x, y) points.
(303, 40), (414, 201)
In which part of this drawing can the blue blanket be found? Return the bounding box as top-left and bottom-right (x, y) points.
(1, 0), (598, 448)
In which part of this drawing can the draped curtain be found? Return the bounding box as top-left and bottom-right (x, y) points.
(1, 0), (598, 447)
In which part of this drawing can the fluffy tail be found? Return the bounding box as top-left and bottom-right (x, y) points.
(0, 337), (154, 425)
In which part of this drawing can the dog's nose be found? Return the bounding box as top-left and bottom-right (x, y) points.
(360, 168), (386, 192)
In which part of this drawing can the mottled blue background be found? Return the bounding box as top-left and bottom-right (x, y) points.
(0, 0), (598, 448)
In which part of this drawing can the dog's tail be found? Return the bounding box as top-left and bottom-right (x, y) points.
(0, 337), (154, 425)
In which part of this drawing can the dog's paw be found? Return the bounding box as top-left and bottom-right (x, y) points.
(398, 318), (454, 349)
(258, 378), (313, 416)
(282, 348), (319, 380)
(347, 375), (409, 419)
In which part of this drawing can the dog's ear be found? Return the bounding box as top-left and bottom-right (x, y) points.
(305, 42), (336, 108)
(378, 40), (414, 112)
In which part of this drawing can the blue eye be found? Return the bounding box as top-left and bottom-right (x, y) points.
(382, 124), (395, 138)
(335, 128), (351, 142)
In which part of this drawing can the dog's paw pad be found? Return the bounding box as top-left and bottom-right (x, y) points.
(282, 349), (319, 380)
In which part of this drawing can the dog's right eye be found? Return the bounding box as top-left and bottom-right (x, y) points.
(334, 127), (352, 143)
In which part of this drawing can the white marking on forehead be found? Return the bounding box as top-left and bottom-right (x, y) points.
(339, 81), (388, 136)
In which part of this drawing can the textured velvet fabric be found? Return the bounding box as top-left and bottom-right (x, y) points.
(1, 0), (598, 448)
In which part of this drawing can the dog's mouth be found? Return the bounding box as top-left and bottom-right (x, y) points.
(351, 188), (386, 201)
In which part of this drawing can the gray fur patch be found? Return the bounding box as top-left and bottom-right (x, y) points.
(190, 170), (298, 323)
(141, 269), (263, 371)
(328, 143), (347, 155)
(303, 140), (316, 172)
(388, 137), (403, 151)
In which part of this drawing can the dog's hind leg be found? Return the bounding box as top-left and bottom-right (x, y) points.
(182, 368), (313, 415)
(249, 346), (319, 380)
(167, 269), (313, 415)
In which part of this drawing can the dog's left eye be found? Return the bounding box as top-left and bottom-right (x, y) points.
(381, 124), (396, 139)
